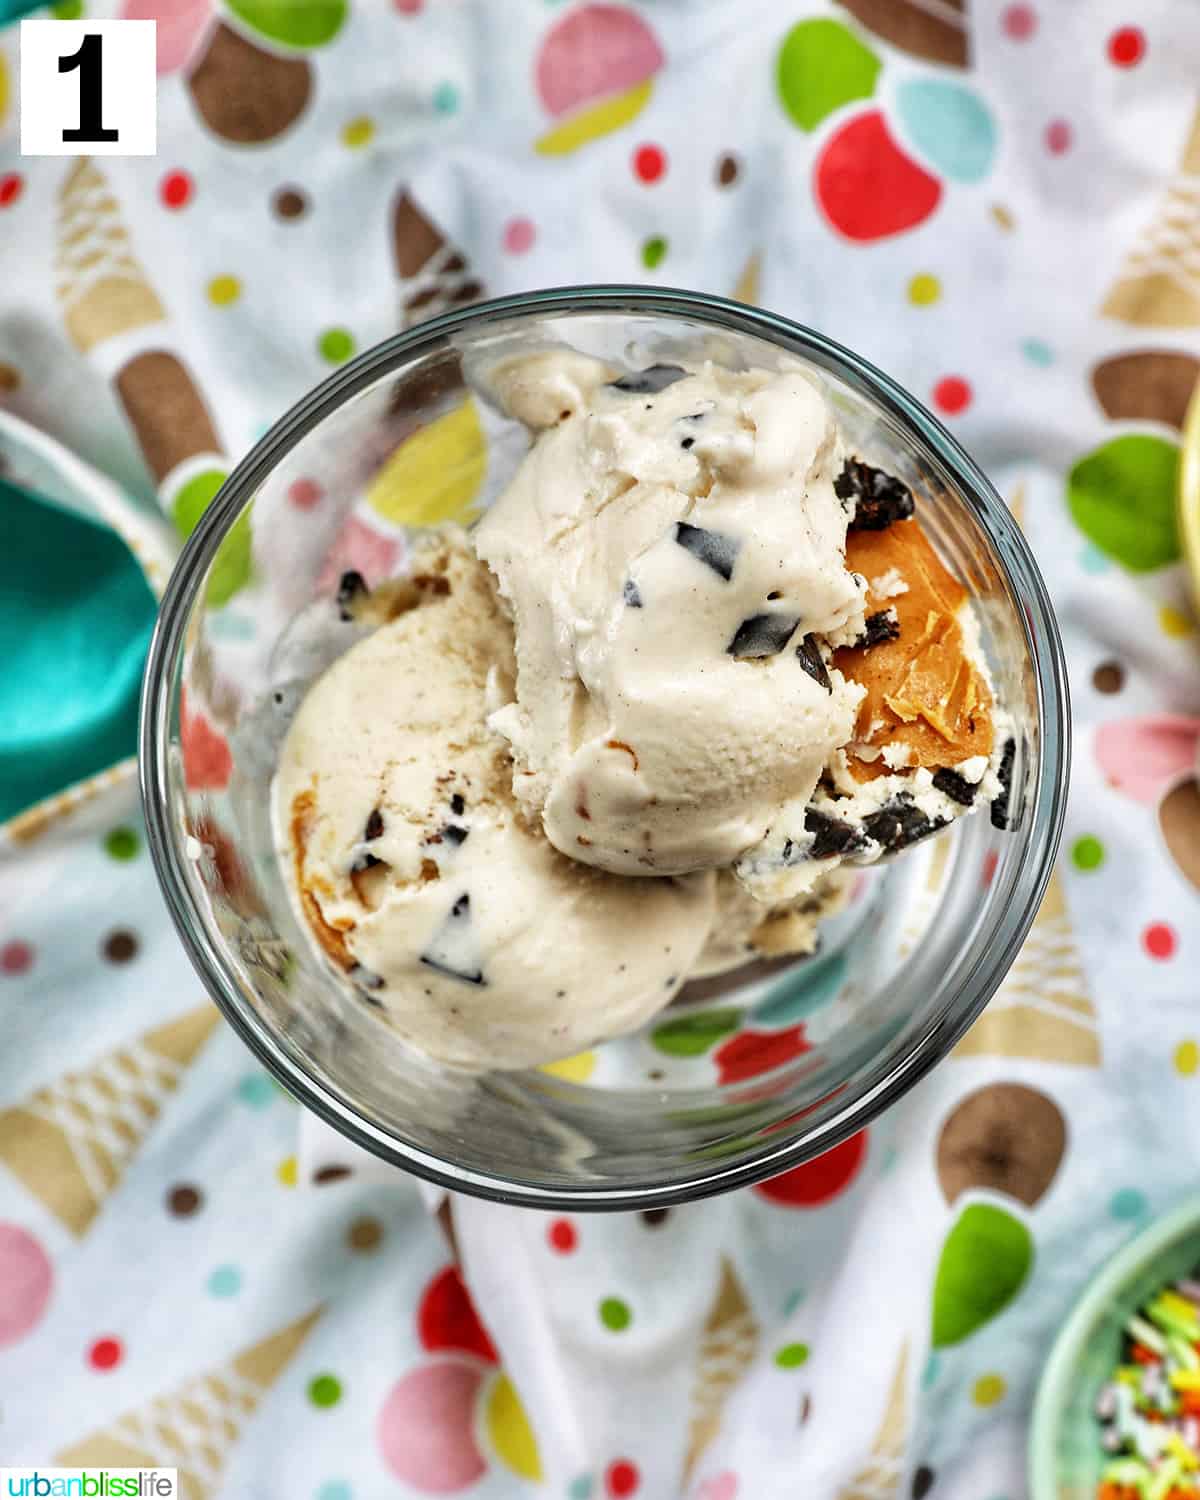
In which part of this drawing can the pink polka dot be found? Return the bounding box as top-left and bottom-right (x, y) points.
(88, 1336), (123, 1371)
(377, 1360), (487, 1491)
(633, 144), (666, 184)
(1, 941), (32, 976)
(933, 376), (972, 415)
(696, 1474), (740, 1500)
(1001, 4), (1037, 39)
(547, 1218), (577, 1253)
(1045, 119), (1072, 155)
(1108, 26), (1145, 66)
(0, 1225), (53, 1348)
(503, 216), (536, 255)
(288, 478), (323, 511)
(394, 0), (422, 11)
(1143, 922), (1177, 961)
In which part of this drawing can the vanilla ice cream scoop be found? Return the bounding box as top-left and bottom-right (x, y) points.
(474, 354), (868, 879)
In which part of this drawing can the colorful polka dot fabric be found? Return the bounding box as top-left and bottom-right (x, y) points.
(1, 1), (1199, 1496)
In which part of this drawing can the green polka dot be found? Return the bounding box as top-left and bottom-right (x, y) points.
(599, 1297), (631, 1332)
(432, 81), (459, 114)
(308, 1373), (342, 1407)
(776, 19), (880, 133)
(651, 1008), (741, 1058)
(774, 1342), (810, 1369)
(171, 470), (252, 606)
(1071, 835), (1104, 872)
(104, 827), (140, 861)
(227, 0), (346, 47)
(52, 0), (84, 16)
(641, 236), (667, 270)
(1067, 434), (1181, 573)
(318, 328), (355, 365)
(931, 1203), (1032, 1348)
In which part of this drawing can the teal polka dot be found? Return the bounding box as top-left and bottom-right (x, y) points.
(1021, 338), (1054, 366)
(1079, 543), (1111, 575)
(317, 1485), (353, 1500)
(567, 1477), (594, 1500)
(433, 81), (459, 114)
(1111, 1188), (1148, 1222)
(237, 1073), (275, 1110)
(921, 1353), (941, 1390)
(879, 1144), (900, 1175)
(207, 1264), (242, 1297)
(783, 1287), (806, 1316)
(756, 953), (846, 1025)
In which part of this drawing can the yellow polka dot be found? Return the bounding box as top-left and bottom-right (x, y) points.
(0, 52), (9, 126)
(208, 275), (241, 307)
(991, 203), (1015, 231)
(972, 1373), (1007, 1407)
(539, 1050), (596, 1083)
(276, 1155), (297, 1187)
(485, 1373), (543, 1481)
(1176, 1040), (1199, 1076)
(908, 273), (941, 307)
(1159, 604), (1195, 638)
(366, 399), (487, 527)
(341, 116), (375, 148)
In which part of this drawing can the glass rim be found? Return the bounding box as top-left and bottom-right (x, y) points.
(139, 284), (1071, 1211)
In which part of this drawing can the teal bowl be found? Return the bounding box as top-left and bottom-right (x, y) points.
(1030, 1197), (1200, 1500)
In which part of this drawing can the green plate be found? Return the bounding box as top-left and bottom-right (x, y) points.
(1029, 1198), (1200, 1500)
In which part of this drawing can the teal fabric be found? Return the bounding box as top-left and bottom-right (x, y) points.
(0, 477), (157, 822)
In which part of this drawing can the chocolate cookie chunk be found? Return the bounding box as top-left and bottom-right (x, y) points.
(863, 794), (946, 853)
(932, 767), (976, 806)
(990, 737), (1017, 830)
(856, 610), (901, 648)
(727, 613), (802, 659)
(674, 522), (740, 581)
(609, 364), (686, 395)
(795, 634), (832, 691)
(803, 807), (868, 859)
(837, 459), (916, 532)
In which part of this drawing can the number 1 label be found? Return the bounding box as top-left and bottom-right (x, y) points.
(59, 33), (119, 144)
(20, 20), (157, 157)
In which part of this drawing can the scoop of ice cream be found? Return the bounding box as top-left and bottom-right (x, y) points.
(274, 531), (718, 1070)
(474, 355), (868, 880)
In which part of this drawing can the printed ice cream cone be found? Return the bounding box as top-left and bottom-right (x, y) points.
(837, 1343), (909, 1500)
(953, 872), (1101, 1065)
(115, 350), (222, 491)
(56, 160), (165, 354)
(837, 0), (967, 67)
(186, 22), (312, 145)
(683, 1258), (760, 1478)
(57, 1307), (322, 1499)
(1102, 107), (1200, 327)
(2, 759), (136, 848)
(0, 1004), (220, 1236)
(392, 190), (485, 327)
(533, 3), (664, 156)
(1091, 350), (1200, 431)
(731, 251), (761, 307)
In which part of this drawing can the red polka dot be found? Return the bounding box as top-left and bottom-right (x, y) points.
(1001, 4), (1037, 39)
(933, 376), (972, 415)
(547, 1218), (577, 1253)
(714, 1025), (811, 1085)
(394, 0), (422, 10)
(160, 170), (193, 210)
(0, 941), (32, 976)
(633, 145), (666, 184)
(288, 478), (323, 510)
(1108, 26), (1145, 66)
(503, 216), (536, 255)
(418, 1264), (498, 1363)
(88, 1336), (123, 1370)
(1045, 119), (1072, 155)
(607, 1459), (640, 1497)
(0, 175), (24, 209)
(1143, 922), (1177, 961)
(755, 1130), (868, 1208)
(981, 850), (999, 888)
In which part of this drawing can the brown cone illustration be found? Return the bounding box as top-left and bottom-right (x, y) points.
(936, 1082), (1067, 1208)
(1102, 108), (1200, 327)
(954, 872), (1100, 1066)
(732, 251), (761, 307)
(837, 0), (967, 67)
(683, 1258), (760, 1479)
(187, 22), (311, 145)
(1092, 350), (1200, 431)
(392, 190), (485, 327)
(837, 1342), (909, 1500)
(115, 350), (223, 489)
(1160, 777), (1200, 891)
(0, 1004), (220, 1236)
(57, 1308), (322, 1499)
(56, 160), (165, 353)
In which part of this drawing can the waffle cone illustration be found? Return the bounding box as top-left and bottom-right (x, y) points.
(953, 872), (1100, 1065)
(1102, 107), (1200, 327)
(0, 1004), (220, 1235)
(731, 251), (761, 307)
(683, 1258), (760, 1478)
(57, 1307), (322, 1499)
(837, 0), (967, 67)
(56, 160), (165, 353)
(187, 22), (312, 145)
(393, 190), (485, 327)
(2, 758), (135, 848)
(837, 1342), (909, 1500)
(1092, 350), (1200, 431)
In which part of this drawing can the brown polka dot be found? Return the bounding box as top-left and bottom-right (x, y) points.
(273, 186), (308, 219)
(347, 1215), (384, 1252)
(640, 1209), (670, 1227)
(798, 1393), (811, 1426)
(313, 1164), (352, 1185)
(647, 1069), (665, 1081)
(936, 1082), (1066, 1208)
(167, 1184), (202, 1216)
(912, 1466), (935, 1499)
(716, 153), (740, 187)
(991, 203), (1015, 231)
(0, 363), (20, 392)
(103, 930), (139, 963)
(1092, 659), (1124, 694)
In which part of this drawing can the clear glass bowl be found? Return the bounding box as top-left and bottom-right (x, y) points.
(140, 287), (1069, 1210)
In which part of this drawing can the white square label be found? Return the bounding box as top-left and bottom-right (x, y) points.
(20, 20), (157, 157)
